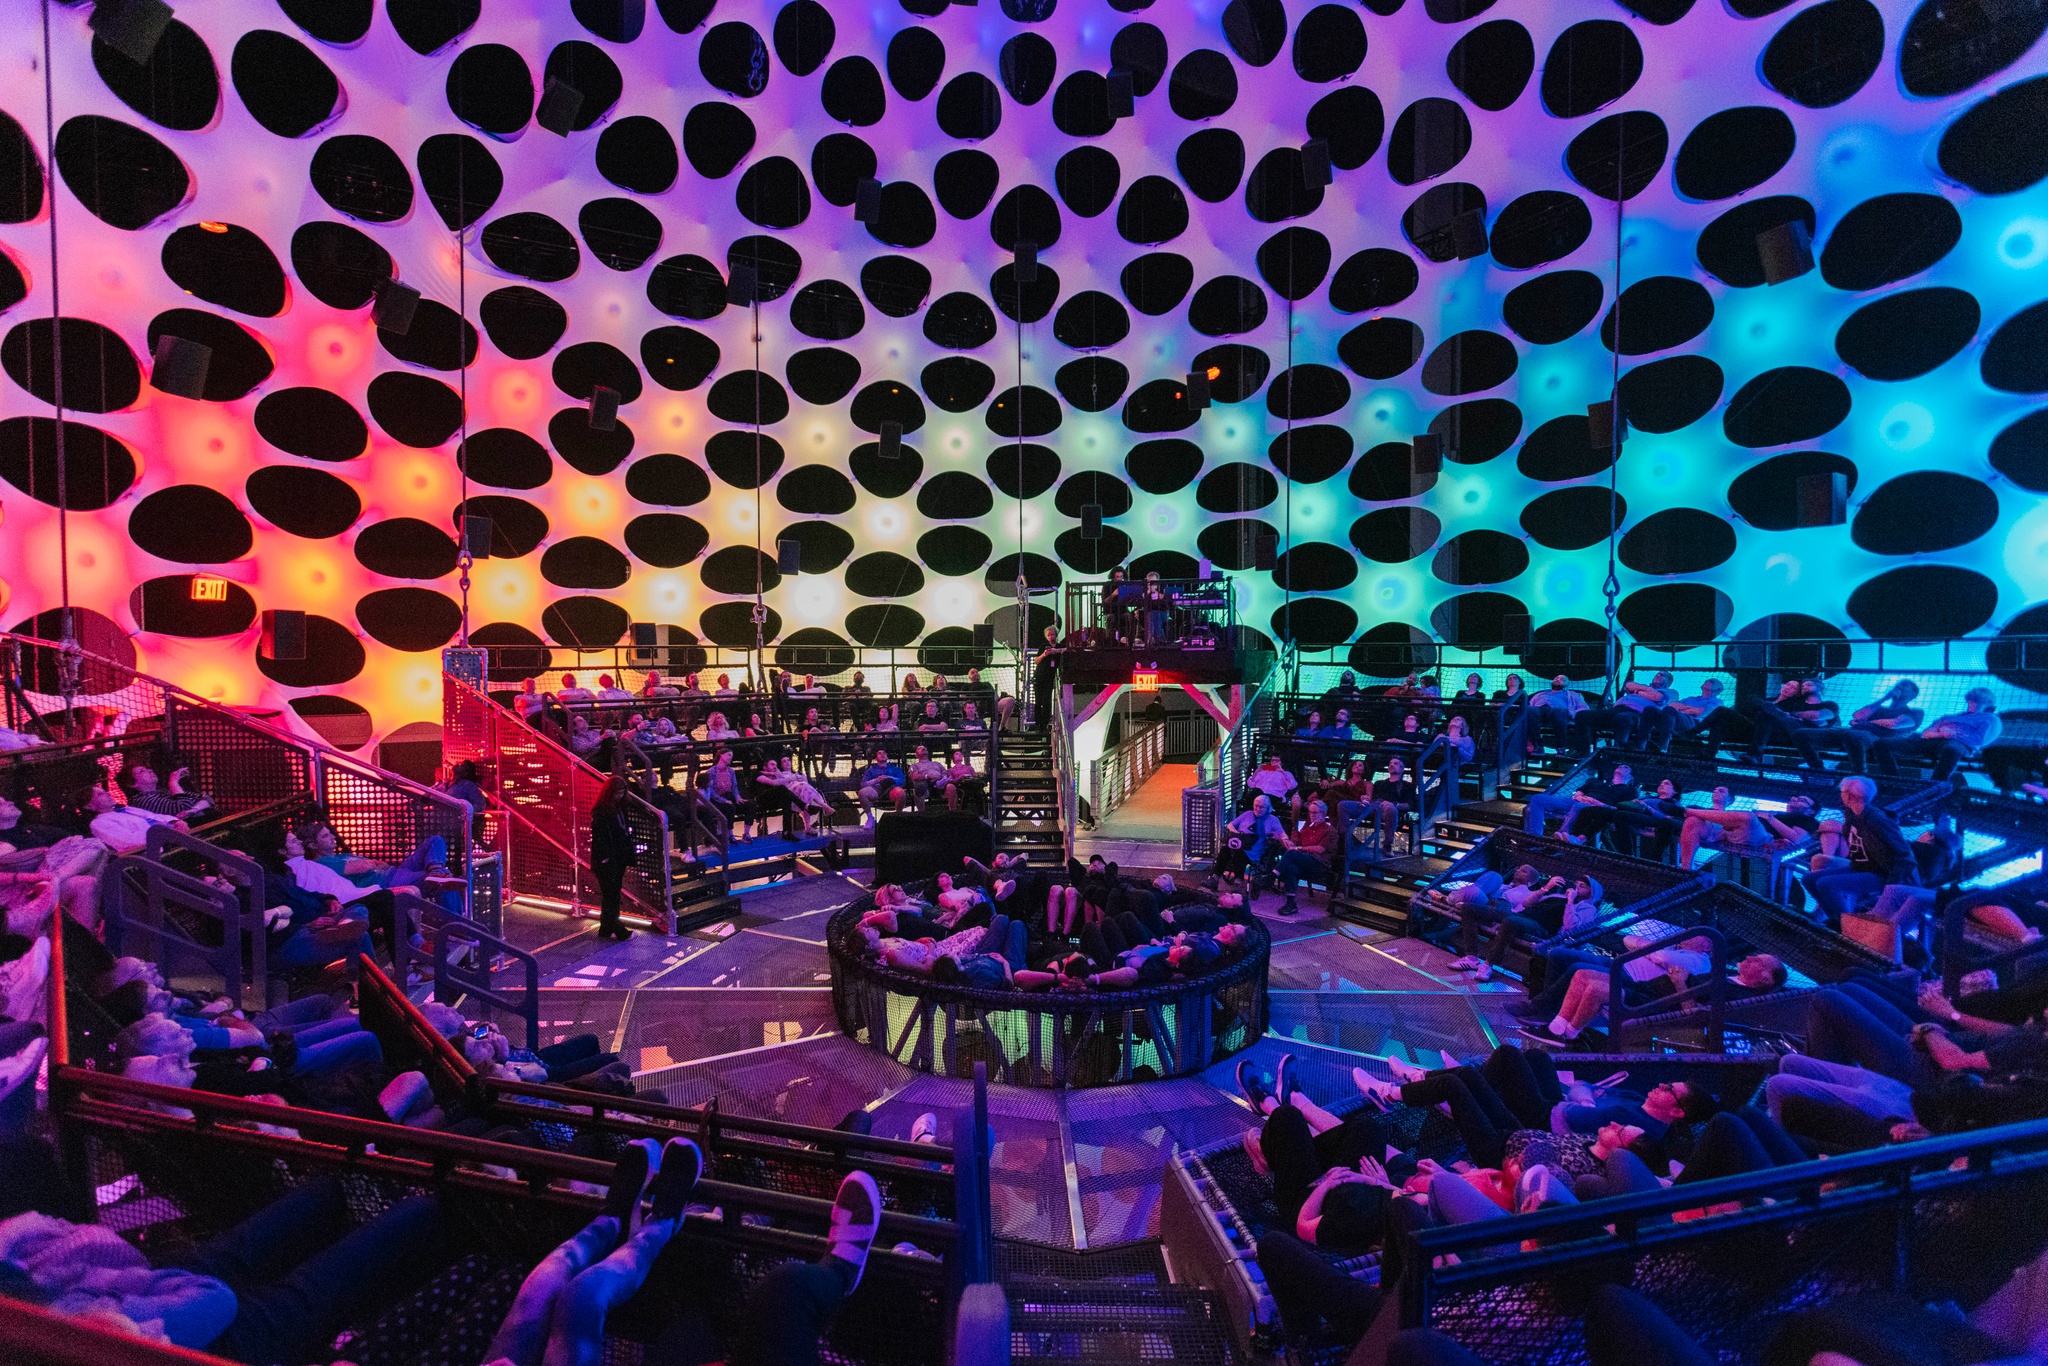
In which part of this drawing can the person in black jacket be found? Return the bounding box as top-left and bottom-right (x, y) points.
(590, 776), (634, 940)
(1805, 775), (1917, 924)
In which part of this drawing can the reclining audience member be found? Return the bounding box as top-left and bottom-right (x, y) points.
(1675, 788), (1820, 871)
(1872, 687), (2000, 781)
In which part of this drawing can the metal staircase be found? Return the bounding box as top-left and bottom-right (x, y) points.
(992, 728), (1067, 869)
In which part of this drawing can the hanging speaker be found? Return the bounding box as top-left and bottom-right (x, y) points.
(728, 258), (758, 306)
(973, 623), (995, 649)
(150, 335), (213, 400)
(535, 76), (586, 136)
(461, 515), (495, 559)
(1106, 68), (1135, 118)
(854, 177), (883, 224)
(1411, 432), (1442, 477)
(1185, 368), (1211, 411)
(89, 0), (175, 65)
(589, 385), (620, 432)
(1013, 240), (1039, 285)
(1756, 219), (1815, 285)
(1588, 398), (1628, 452)
(1080, 504), (1103, 540)
(1502, 613), (1533, 655)
(777, 538), (803, 576)
(259, 609), (307, 662)
(1198, 557), (1213, 580)
(1251, 527), (1279, 571)
(1448, 210), (1488, 260)
(1795, 471), (1847, 527)
(878, 420), (903, 459)
(1300, 139), (1333, 189)
(372, 280), (421, 335)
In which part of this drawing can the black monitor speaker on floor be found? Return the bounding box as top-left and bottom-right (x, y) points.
(873, 812), (994, 887)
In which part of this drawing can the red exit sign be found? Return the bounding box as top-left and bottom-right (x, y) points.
(190, 576), (229, 602)
(1132, 669), (1159, 691)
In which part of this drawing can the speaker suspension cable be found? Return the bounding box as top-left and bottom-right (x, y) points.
(39, 0), (72, 662)
(1601, 80), (1627, 699)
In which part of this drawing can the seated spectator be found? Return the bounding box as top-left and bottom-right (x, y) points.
(1216, 796), (1287, 888)
(1244, 753), (1301, 823)
(1321, 669), (1364, 716)
(438, 759), (488, 826)
(298, 822), (450, 894)
(873, 705), (899, 732)
(1656, 676), (1726, 753)
(117, 763), (213, 821)
(757, 759), (834, 836)
(0, 796), (67, 852)
(1319, 759), (1371, 832)
(1611, 670), (1677, 748)
(916, 701), (948, 732)
(1318, 709), (1358, 741)
(941, 749), (983, 813)
(1873, 687), (2001, 781)
(556, 672), (595, 704)
(904, 746), (949, 808)
(1452, 672), (1488, 707)
(594, 674), (633, 702)
(1443, 714), (1476, 765)
(1363, 757), (1416, 856)
(86, 785), (185, 853)
(1441, 865), (1556, 977)
(1467, 874), (1607, 982)
(1608, 777), (1687, 860)
(1796, 679), (1920, 773)
(1675, 788), (1819, 870)
(705, 711), (737, 743)
(698, 749), (759, 841)
(566, 714), (606, 759)
(639, 669), (679, 698)
(1803, 776), (1917, 923)
(1273, 799), (1341, 915)
(1494, 673), (1526, 708)
(679, 673), (709, 700)
(960, 701), (987, 730)
(1527, 674), (1590, 754)
(1525, 762), (1637, 843)
(790, 673), (825, 698)
(1523, 948), (1787, 1046)
(1294, 710), (1324, 739)
(855, 750), (908, 826)
(1750, 676), (1837, 762)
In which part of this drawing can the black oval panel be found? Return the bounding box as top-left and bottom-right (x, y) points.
(1352, 507), (1442, 563)
(1696, 196), (1816, 288)
(1516, 414), (1609, 483)
(822, 55), (887, 127)
(1307, 86), (1385, 170)
(644, 326), (721, 392)
(416, 133), (502, 232)
(1431, 398), (1523, 465)
(1350, 441), (1435, 501)
(849, 439), (922, 497)
(706, 431), (785, 489)
(1293, 4), (1366, 82)
(984, 384), (1059, 437)
(924, 292), (998, 350)
(1055, 145), (1120, 218)
(1835, 287), (1979, 381)
(1601, 276), (1714, 355)
(161, 223), (286, 317)
(255, 614), (364, 686)
(1990, 410), (2048, 492)
(147, 308), (272, 401)
(1338, 319), (1423, 379)
(547, 597), (631, 649)
(1902, 0), (2048, 98)
(390, 0), (478, 53)
(1121, 378), (1200, 433)
(1123, 252), (1195, 315)
(1126, 438), (1203, 494)
(1268, 426), (1352, 484)
(937, 73), (1003, 140)
(354, 516), (458, 579)
(231, 29), (338, 137)
(918, 471), (995, 520)
(1198, 518), (1282, 572)
(1434, 530), (1529, 586)
(581, 197), (664, 270)
(1053, 291), (1129, 350)
(1618, 354), (1724, 434)
(624, 513), (710, 568)
(1722, 366), (1852, 446)
(922, 356), (996, 412)
(455, 495), (549, 558)
(0, 111), (44, 224)
(1430, 592), (1531, 650)
(1762, 0), (1883, 107)
(1852, 472), (1999, 555)
(1489, 191), (1591, 271)
(1056, 357), (1129, 411)
(1189, 275), (1268, 337)
(597, 116), (679, 194)
(701, 21), (771, 97)
(918, 527), (993, 577)
(1420, 331), (1517, 396)
(988, 444), (1060, 498)
(459, 428), (552, 489)
(1675, 107), (1796, 201)
(775, 0), (835, 75)
(541, 537), (632, 590)
(1821, 194), (1961, 291)
(132, 575), (257, 638)
(1328, 249), (1419, 315)
(626, 453), (711, 506)
(96, 19), (219, 131)
(366, 371), (463, 448)
(933, 148), (999, 218)
(841, 604), (916, 649)
(247, 466), (360, 538)
(888, 25), (945, 99)
(785, 346), (860, 404)
(130, 485), (253, 563)
(446, 43), (533, 135)
(482, 212), (580, 283)
(1197, 462), (1279, 513)
(1541, 21), (1641, 117)
(55, 115), (190, 229)
(1848, 566), (1998, 639)
(777, 464), (858, 515)
(1267, 364), (1349, 419)
(1388, 98), (1471, 186)
(356, 588), (460, 652)
(707, 370), (792, 425)
(999, 33), (1058, 105)
(1522, 486), (1624, 551)
(292, 220), (390, 307)
(1617, 583), (1732, 647)
(1567, 111), (1668, 202)
(851, 378), (926, 433)
(1055, 470), (1133, 519)
(1619, 508), (1736, 575)
(700, 545), (779, 596)
(682, 102), (756, 179)
(2, 317), (141, 412)
(553, 341), (642, 403)
(1177, 128), (1246, 203)
(1727, 450), (1858, 530)
(1169, 49), (1237, 119)
(1981, 301), (2048, 394)
(0, 417), (137, 508)
(1447, 20), (1533, 111)
(1503, 270), (1603, 345)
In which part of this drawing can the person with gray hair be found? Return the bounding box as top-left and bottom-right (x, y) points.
(1872, 686), (2000, 781)
(1803, 775), (1920, 924)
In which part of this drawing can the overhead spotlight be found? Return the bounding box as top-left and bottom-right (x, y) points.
(372, 279), (421, 335)
(150, 334), (212, 399)
(879, 420), (903, 460)
(1410, 432), (1443, 478)
(461, 514), (495, 559)
(854, 176), (883, 225)
(1300, 139), (1333, 189)
(777, 538), (803, 576)
(1588, 397), (1628, 452)
(1106, 68), (1135, 119)
(728, 258), (759, 307)
(1080, 504), (1103, 540)
(589, 385), (620, 432)
(536, 76), (585, 136)
(1185, 368), (1211, 411)
(89, 0), (175, 66)
(1013, 239), (1039, 285)
(1756, 219), (1815, 285)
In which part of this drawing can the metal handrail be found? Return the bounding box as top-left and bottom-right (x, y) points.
(1601, 921), (1729, 1050)
(1206, 642), (1293, 822)
(1088, 716), (1167, 821)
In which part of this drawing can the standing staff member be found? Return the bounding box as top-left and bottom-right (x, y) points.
(590, 776), (634, 941)
(1032, 624), (1066, 730)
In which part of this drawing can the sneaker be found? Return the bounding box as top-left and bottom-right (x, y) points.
(1384, 1054), (1430, 1083)
(1446, 955), (1482, 972)
(646, 1137), (703, 1222)
(1507, 997), (1549, 1020)
(825, 1170), (883, 1293)
(910, 1112), (940, 1145)
(1352, 1068), (1400, 1108)
(1471, 964), (1491, 983)
(602, 1138), (663, 1246)
(1275, 1053), (1299, 1109)
(1277, 896), (1298, 917)
(1235, 1059), (1272, 1111)
(1518, 1024), (1570, 1048)
(891, 1241), (941, 1262)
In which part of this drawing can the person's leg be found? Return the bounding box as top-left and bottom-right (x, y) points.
(730, 1259), (853, 1366)
(1401, 1072), (1508, 1168)
(1574, 1149), (1663, 1201)
(1837, 730), (1876, 774)
(1790, 728), (1832, 771)
(1078, 921), (1116, 970)
(1674, 1111), (1775, 1184)
(486, 1217), (619, 1366)
(1428, 1171), (1509, 1227)
(1930, 740), (1970, 782)
(1804, 989), (1932, 1086)
(1113, 910), (1148, 947)
(167, 1176), (353, 1290)
(293, 1028), (384, 1074)
(544, 1217), (681, 1366)
(1763, 1078), (1897, 1152)
(1837, 981), (1921, 1034)
(1807, 870), (1884, 924)
(538, 1034), (604, 1067)
(1004, 917), (1027, 972)
(1676, 815), (1708, 870)
(253, 995), (342, 1032)
(1260, 1104), (1323, 1227)
(1257, 1230), (1384, 1348)
(1585, 1284), (1716, 1366)
(1389, 1329), (1495, 1366)
(1771, 1055), (1916, 1120)
(1480, 1045), (1555, 1129)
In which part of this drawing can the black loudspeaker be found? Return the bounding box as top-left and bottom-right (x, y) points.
(1013, 240), (1039, 285)
(1080, 504), (1103, 539)
(1448, 209), (1488, 260)
(728, 258), (758, 307)
(90, 0), (174, 64)
(1795, 471), (1847, 527)
(1185, 368), (1211, 410)
(1411, 432), (1443, 476)
(973, 623), (995, 649)
(1502, 613), (1533, 654)
(536, 76), (585, 136)
(372, 280), (420, 334)
(461, 515), (495, 559)
(777, 537), (803, 575)
(1252, 527), (1279, 571)
(1106, 68), (1135, 118)
(879, 420), (903, 459)
(260, 609), (307, 662)
(589, 385), (619, 432)
(1588, 397), (1628, 452)
(854, 177), (883, 225)
(1300, 138), (1333, 188)
(150, 334), (212, 399)
(1757, 219), (1815, 285)
(873, 811), (994, 887)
